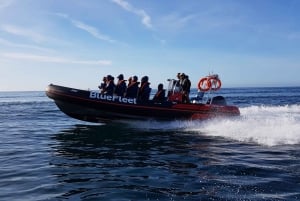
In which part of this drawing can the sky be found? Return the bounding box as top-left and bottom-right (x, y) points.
(0, 0), (300, 91)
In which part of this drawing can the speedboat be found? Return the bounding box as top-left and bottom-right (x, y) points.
(46, 75), (240, 123)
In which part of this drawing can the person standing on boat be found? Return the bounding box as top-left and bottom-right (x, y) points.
(98, 76), (107, 94)
(181, 73), (191, 103)
(126, 75), (139, 98)
(176, 73), (181, 86)
(186, 75), (191, 102)
(138, 76), (151, 102)
(104, 75), (115, 96)
(152, 83), (165, 103)
(171, 73), (181, 90)
(114, 74), (127, 97)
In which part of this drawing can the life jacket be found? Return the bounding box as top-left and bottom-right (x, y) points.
(115, 80), (126, 96)
(138, 82), (151, 101)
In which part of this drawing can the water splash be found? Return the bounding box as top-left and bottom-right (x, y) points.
(127, 105), (300, 146)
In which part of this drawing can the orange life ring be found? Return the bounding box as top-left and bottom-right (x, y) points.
(208, 77), (222, 91)
(198, 77), (211, 91)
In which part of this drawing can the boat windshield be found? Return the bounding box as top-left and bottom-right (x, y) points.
(167, 79), (182, 94)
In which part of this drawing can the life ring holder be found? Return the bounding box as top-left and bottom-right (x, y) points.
(198, 75), (222, 92)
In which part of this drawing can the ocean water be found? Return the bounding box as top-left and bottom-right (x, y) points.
(0, 87), (300, 201)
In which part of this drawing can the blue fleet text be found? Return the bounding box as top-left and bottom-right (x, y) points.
(89, 91), (137, 104)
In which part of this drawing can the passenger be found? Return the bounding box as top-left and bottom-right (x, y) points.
(170, 72), (181, 88)
(127, 76), (132, 86)
(186, 75), (191, 102)
(152, 83), (166, 103)
(179, 73), (185, 86)
(104, 75), (115, 96)
(176, 72), (181, 86)
(126, 75), (139, 98)
(181, 73), (191, 103)
(114, 74), (127, 97)
(138, 76), (151, 102)
(98, 76), (107, 94)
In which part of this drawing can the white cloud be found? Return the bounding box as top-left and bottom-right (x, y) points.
(0, 37), (53, 52)
(111, 0), (152, 29)
(160, 13), (198, 31)
(72, 20), (116, 43)
(55, 13), (116, 43)
(1, 52), (112, 65)
(0, 24), (47, 43)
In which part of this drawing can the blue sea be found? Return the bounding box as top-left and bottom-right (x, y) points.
(0, 87), (300, 201)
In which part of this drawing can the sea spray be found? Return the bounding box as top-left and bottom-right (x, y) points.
(127, 104), (300, 146)
(189, 105), (300, 146)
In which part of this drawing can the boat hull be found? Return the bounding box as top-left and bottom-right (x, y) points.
(46, 84), (240, 123)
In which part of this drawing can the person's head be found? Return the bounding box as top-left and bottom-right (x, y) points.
(158, 83), (163, 90)
(117, 74), (124, 80)
(133, 75), (138, 82)
(180, 73), (185, 79)
(177, 73), (181, 79)
(141, 76), (148, 82)
(107, 75), (112, 81)
(102, 76), (107, 81)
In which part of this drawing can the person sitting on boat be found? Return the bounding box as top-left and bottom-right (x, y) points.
(152, 83), (165, 103)
(180, 73), (191, 103)
(126, 75), (139, 98)
(98, 76), (107, 94)
(114, 74), (127, 97)
(138, 76), (151, 102)
(127, 76), (132, 86)
(104, 75), (115, 96)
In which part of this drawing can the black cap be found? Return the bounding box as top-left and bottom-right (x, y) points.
(117, 74), (124, 79)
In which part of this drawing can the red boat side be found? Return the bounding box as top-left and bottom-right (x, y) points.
(46, 84), (240, 123)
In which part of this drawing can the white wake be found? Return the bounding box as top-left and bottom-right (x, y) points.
(127, 105), (300, 146)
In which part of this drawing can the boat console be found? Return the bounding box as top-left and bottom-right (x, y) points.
(166, 74), (227, 105)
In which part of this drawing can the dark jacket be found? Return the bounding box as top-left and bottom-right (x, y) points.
(153, 89), (166, 103)
(181, 78), (191, 93)
(138, 82), (151, 102)
(115, 80), (127, 96)
(126, 81), (139, 98)
(105, 80), (115, 96)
